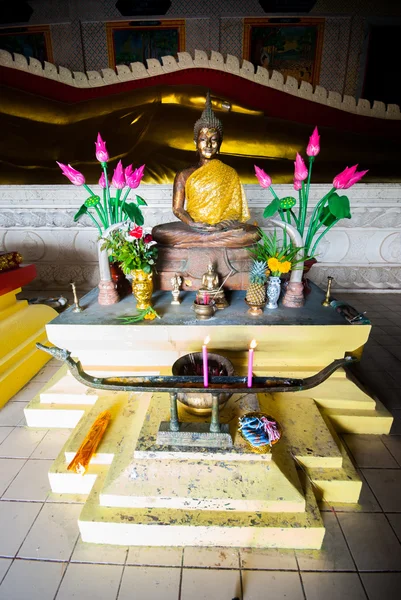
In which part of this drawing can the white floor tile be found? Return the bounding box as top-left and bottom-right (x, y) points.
(55, 563), (123, 600)
(184, 546), (239, 568)
(343, 434), (399, 468)
(18, 503), (81, 561)
(301, 573), (366, 600)
(296, 513), (355, 571)
(0, 403), (28, 427)
(240, 547), (297, 570)
(0, 428), (13, 445)
(362, 468), (401, 512)
(0, 458), (25, 496)
(0, 559), (66, 600)
(31, 430), (71, 460)
(126, 546), (183, 567)
(242, 571), (304, 600)
(71, 537), (128, 564)
(118, 566), (180, 600)
(337, 512), (401, 571)
(2, 459), (52, 501)
(181, 568), (241, 600)
(361, 572), (401, 600)
(10, 382), (45, 403)
(0, 559), (11, 584)
(0, 428), (47, 458)
(0, 502), (42, 557)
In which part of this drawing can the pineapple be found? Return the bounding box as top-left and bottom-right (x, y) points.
(246, 260), (268, 304)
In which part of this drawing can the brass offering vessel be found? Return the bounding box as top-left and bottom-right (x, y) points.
(172, 352), (235, 415)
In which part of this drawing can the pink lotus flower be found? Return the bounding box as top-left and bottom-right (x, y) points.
(254, 165), (272, 188)
(332, 165), (368, 189)
(126, 164), (145, 189)
(56, 162), (85, 186)
(294, 153), (308, 181)
(125, 164), (133, 179)
(95, 133), (109, 163)
(111, 160), (125, 189)
(306, 126), (320, 157)
(129, 226), (143, 239)
(144, 233), (153, 244)
(343, 168), (369, 189)
(293, 179), (302, 191)
(98, 172), (106, 189)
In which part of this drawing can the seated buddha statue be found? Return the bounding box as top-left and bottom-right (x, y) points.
(152, 92), (260, 249)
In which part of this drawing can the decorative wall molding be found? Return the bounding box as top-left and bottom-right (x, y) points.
(0, 184), (400, 293)
(0, 48), (399, 121)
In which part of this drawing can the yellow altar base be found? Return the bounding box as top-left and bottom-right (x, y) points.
(0, 288), (57, 407)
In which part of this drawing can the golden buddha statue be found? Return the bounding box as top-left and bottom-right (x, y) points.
(152, 92), (260, 249)
(196, 263), (228, 309)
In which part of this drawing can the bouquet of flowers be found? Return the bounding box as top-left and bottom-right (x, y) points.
(254, 127), (368, 258)
(57, 133), (146, 236)
(251, 229), (305, 276)
(101, 222), (158, 275)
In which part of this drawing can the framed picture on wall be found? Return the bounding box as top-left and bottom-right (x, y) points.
(243, 18), (324, 86)
(106, 20), (185, 67)
(0, 25), (53, 63)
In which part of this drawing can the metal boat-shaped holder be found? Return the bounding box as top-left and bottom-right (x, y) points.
(36, 343), (358, 448)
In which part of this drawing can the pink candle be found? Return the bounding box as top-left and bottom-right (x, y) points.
(202, 336), (210, 387)
(247, 340), (257, 388)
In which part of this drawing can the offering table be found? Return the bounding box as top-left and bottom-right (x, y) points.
(24, 283), (393, 549)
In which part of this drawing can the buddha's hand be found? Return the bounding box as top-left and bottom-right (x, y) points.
(215, 220), (244, 231)
(189, 221), (218, 231)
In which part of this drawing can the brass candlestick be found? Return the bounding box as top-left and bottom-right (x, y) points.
(322, 276), (333, 307)
(70, 282), (83, 313)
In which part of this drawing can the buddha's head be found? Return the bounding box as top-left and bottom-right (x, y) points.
(194, 91), (223, 159)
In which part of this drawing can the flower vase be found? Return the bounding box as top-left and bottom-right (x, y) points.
(266, 276), (281, 309)
(110, 262), (130, 297)
(131, 270), (153, 310)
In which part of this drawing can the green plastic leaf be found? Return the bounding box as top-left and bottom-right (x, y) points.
(84, 195), (101, 208)
(328, 193), (351, 220)
(136, 195), (147, 206)
(124, 202), (145, 226)
(318, 206), (337, 227)
(279, 196), (296, 210)
(73, 204), (87, 222)
(263, 198), (280, 218)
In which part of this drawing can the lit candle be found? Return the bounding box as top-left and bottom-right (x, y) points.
(247, 339), (257, 388)
(202, 335), (210, 387)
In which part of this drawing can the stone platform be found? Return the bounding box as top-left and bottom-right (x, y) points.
(24, 283), (393, 548)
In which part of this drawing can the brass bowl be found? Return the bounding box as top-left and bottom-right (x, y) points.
(172, 352), (235, 415)
(245, 298), (265, 316)
(193, 301), (216, 319)
(238, 412), (282, 454)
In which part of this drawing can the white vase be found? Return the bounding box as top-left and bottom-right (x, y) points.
(266, 276), (281, 309)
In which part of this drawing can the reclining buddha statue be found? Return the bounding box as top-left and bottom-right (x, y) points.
(152, 92), (260, 249)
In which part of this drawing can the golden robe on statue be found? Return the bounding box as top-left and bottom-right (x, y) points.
(185, 160), (250, 225)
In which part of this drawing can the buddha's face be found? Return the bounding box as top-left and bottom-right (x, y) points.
(197, 127), (220, 160)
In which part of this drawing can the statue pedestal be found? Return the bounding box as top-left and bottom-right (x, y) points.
(23, 284), (393, 549)
(155, 245), (254, 290)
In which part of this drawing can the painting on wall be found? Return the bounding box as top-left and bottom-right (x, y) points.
(106, 20), (185, 67)
(243, 18), (324, 86)
(0, 25), (53, 63)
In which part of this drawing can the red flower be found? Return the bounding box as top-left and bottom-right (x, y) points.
(129, 226), (143, 239)
(143, 234), (153, 244)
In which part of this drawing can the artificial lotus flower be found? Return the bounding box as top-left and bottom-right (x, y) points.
(98, 172), (106, 188)
(332, 165), (358, 189)
(125, 164), (133, 179)
(343, 168), (369, 189)
(306, 126), (320, 157)
(56, 162), (85, 186)
(254, 165), (272, 188)
(111, 160), (126, 189)
(129, 225), (143, 239)
(294, 153), (308, 181)
(126, 164), (145, 189)
(293, 179), (302, 191)
(95, 133), (109, 163)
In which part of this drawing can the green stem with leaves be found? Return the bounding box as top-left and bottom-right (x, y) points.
(102, 164), (113, 226)
(119, 188), (131, 221)
(86, 210), (102, 237)
(310, 219), (339, 256)
(305, 187), (336, 252)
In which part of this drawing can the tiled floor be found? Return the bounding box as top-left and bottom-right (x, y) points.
(0, 292), (400, 599)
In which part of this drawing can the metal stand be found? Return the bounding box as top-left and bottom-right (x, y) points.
(210, 394), (221, 433)
(169, 392), (180, 432)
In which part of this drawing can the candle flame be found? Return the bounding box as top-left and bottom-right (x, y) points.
(250, 339), (257, 349)
(204, 335), (210, 346)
